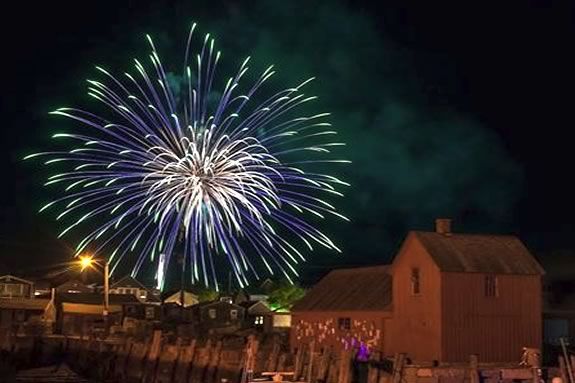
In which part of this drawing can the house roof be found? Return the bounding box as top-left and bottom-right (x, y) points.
(164, 290), (199, 307)
(57, 293), (140, 305)
(292, 265), (392, 312)
(194, 300), (244, 310)
(56, 279), (92, 291)
(239, 300), (272, 314)
(62, 303), (122, 315)
(0, 298), (50, 310)
(413, 231), (545, 275)
(0, 275), (34, 285)
(111, 275), (148, 289)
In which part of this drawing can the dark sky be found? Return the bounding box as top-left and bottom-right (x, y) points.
(1, 0), (574, 285)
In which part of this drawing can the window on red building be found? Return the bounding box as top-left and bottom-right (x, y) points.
(338, 317), (351, 330)
(411, 268), (420, 295)
(485, 275), (498, 297)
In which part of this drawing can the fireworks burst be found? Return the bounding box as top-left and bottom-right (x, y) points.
(26, 24), (349, 290)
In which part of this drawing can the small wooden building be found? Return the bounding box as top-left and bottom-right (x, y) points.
(163, 290), (200, 307)
(0, 297), (56, 334)
(191, 300), (245, 333)
(56, 292), (147, 335)
(0, 275), (34, 298)
(109, 275), (160, 303)
(55, 279), (92, 294)
(292, 219), (545, 363)
(291, 266), (392, 351)
(240, 300), (273, 331)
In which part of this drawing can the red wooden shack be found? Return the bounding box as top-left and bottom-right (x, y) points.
(291, 265), (392, 352)
(291, 219), (545, 363)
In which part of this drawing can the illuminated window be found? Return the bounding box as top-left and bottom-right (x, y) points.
(208, 309), (217, 319)
(485, 275), (497, 297)
(411, 268), (421, 295)
(338, 318), (351, 330)
(254, 316), (264, 325)
(230, 309), (238, 320)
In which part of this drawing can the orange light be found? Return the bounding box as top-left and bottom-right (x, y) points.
(78, 255), (94, 271)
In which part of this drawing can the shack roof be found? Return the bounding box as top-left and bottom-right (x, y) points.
(0, 275), (34, 285)
(62, 303), (122, 315)
(412, 231), (545, 275)
(292, 265), (392, 312)
(238, 300), (272, 314)
(111, 275), (148, 289)
(57, 293), (140, 305)
(0, 298), (50, 310)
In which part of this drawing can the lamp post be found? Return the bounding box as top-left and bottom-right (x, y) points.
(78, 255), (110, 321)
(103, 261), (109, 317)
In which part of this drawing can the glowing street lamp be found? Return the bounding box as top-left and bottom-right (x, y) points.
(78, 255), (94, 271)
(77, 255), (110, 319)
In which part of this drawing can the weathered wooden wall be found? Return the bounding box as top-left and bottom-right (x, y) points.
(291, 311), (388, 352)
(387, 234), (443, 362)
(441, 273), (542, 362)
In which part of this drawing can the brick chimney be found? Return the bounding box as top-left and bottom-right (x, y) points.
(435, 218), (452, 236)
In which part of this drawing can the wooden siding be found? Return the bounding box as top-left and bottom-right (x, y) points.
(441, 272), (542, 362)
(291, 311), (389, 352)
(386, 233), (442, 362)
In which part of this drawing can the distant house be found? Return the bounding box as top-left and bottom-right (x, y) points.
(163, 290), (199, 307)
(234, 278), (275, 304)
(292, 219), (545, 363)
(0, 275), (34, 298)
(109, 275), (159, 303)
(239, 300), (273, 330)
(55, 279), (92, 294)
(32, 278), (52, 297)
(0, 297), (56, 334)
(56, 292), (149, 335)
(57, 293), (118, 335)
(191, 300), (245, 333)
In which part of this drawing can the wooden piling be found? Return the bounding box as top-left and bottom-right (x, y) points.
(337, 349), (353, 383)
(205, 340), (223, 383)
(125, 341), (149, 381)
(190, 339), (212, 383)
(173, 339), (195, 383)
(367, 351), (381, 383)
(294, 345), (305, 381)
(560, 356), (569, 383)
(317, 347), (332, 383)
(265, 335), (281, 373)
(391, 353), (406, 383)
(153, 343), (180, 383)
(469, 354), (480, 383)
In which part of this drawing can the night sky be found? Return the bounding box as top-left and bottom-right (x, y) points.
(1, 1), (574, 286)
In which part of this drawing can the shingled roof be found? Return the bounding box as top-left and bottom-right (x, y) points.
(292, 265), (392, 312)
(413, 231), (545, 275)
(57, 292), (140, 305)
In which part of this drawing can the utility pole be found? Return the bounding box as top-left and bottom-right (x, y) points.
(103, 260), (110, 335)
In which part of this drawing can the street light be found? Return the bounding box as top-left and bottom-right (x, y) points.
(77, 255), (110, 319)
(78, 255), (94, 272)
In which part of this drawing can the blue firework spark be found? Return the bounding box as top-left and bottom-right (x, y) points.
(25, 23), (349, 290)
